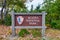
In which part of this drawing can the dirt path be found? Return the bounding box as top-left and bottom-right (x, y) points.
(46, 29), (60, 40)
(0, 25), (10, 35)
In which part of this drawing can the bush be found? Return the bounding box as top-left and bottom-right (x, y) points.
(0, 20), (4, 25)
(50, 21), (57, 29)
(4, 14), (11, 26)
(56, 24), (60, 30)
(46, 13), (60, 30)
(18, 29), (30, 37)
(31, 29), (41, 37)
(46, 20), (60, 30)
(51, 20), (60, 30)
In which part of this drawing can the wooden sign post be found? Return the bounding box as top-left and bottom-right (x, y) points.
(0, 11), (1, 19)
(11, 11), (47, 40)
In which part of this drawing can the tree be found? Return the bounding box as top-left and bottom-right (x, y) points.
(42, 0), (60, 29)
(0, 0), (26, 24)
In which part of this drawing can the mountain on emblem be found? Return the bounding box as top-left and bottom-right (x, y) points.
(17, 16), (24, 24)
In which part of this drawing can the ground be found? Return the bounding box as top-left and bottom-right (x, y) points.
(0, 25), (60, 40)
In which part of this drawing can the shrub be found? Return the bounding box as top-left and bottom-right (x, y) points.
(46, 13), (60, 30)
(0, 20), (4, 25)
(4, 14), (11, 26)
(31, 29), (41, 37)
(46, 20), (60, 30)
(50, 21), (57, 29)
(18, 29), (30, 37)
(51, 20), (60, 30)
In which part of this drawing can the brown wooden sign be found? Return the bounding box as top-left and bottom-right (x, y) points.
(11, 12), (47, 40)
(15, 15), (42, 26)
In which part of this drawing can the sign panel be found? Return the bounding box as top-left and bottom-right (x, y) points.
(15, 15), (42, 26)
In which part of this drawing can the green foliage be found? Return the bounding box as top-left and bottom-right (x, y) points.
(0, 20), (4, 25)
(6, 0), (26, 8)
(18, 29), (30, 37)
(0, 14), (11, 26)
(51, 20), (60, 30)
(50, 21), (57, 29)
(14, 7), (28, 13)
(4, 14), (11, 26)
(31, 29), (41, 37)
(43, 0), (60, 29)
(46, 13), (60, 29)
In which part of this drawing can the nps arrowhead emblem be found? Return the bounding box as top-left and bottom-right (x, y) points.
(17, 16), (24, 24)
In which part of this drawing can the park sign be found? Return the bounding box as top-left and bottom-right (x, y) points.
(12, 12), (46, 28)
(15, 14), (42, 26)
(0, 11), (1, 19)
(11, 11), (47, 39)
